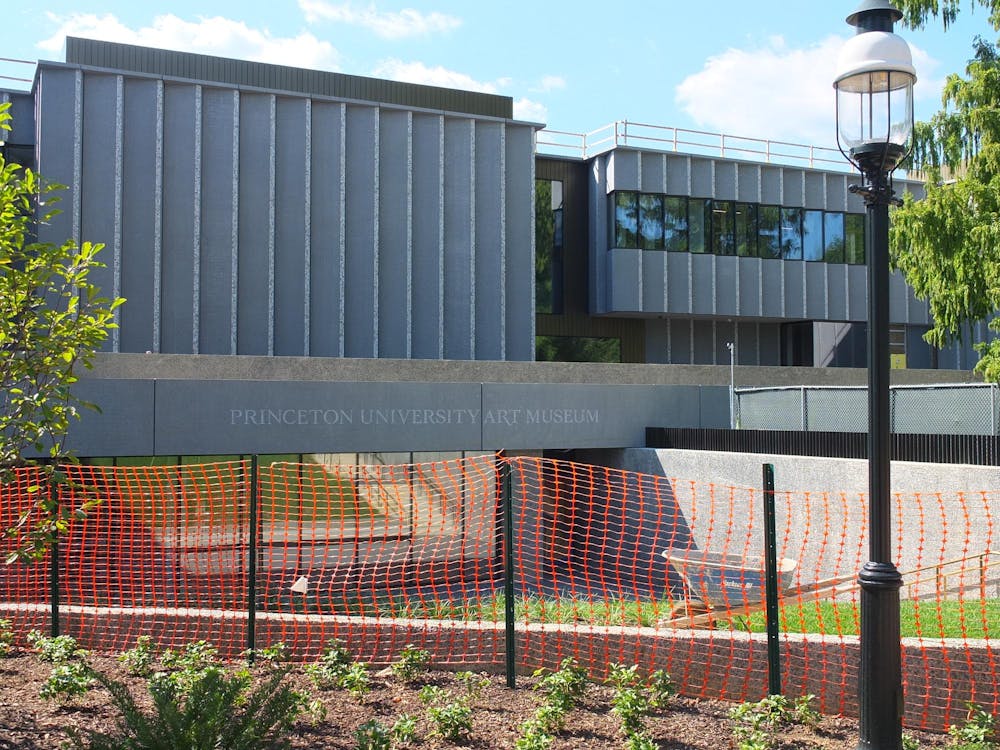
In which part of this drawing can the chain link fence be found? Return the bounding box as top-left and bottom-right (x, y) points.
(734, 383), (1000, 435)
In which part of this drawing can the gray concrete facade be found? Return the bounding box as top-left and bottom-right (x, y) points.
(31, 53), (537, 361)
(586, 148), (991, 368)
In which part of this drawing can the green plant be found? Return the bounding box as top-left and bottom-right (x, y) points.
(455, 670), (491, 700)
(118, 636), (156, 677)
(0, 618), (15, 657)
(27, 630), (88, 663)
(27, 631), (95, 701)
(354, 719), (392, 750)
(513, 718), (554, 750)
(245, 641), (290, 666)
(39, 661), (95, 700)
(390, 714), (417, 745)
(419, 683), (473, 742)
(948, 702), (998, 749)
(647, 669), (675, 707)
(611, 685), (651, 737)
(903, 733), (921, 750)
(305, 638), (354, 688)
(70, 665), (301, 750)
(426, 699), (473, 743)
(391, 644), (431, 682)
(625, 732), (658, 750)
(155, 640), (225, 697)
(534, 658), (588, 713)
(729, 693), (821, 750)
(340, 662), (372, 699)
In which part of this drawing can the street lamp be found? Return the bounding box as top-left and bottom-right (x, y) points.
(833, 2), (916, 749)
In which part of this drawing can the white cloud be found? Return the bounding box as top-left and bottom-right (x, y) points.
(532, 75), (565, 94)
(298, 1), (460, 39)
(371, 58), (498, 93)
(39, 13), (340, 71)
(513, 98), (547, 123)
(675, 35), (941, 147)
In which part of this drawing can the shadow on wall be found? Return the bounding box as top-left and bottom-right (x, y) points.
(513, 457), (695, 599)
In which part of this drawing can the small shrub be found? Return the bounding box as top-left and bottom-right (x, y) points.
(793, 693), (820, 728)
(305, 638), (354, 689)
(729, 693), (821, 750)
(391, 714), (417, 745)
(647, 669), (675, 707)
(0, 618), (15, 657)
(611, 686), (651, 737)
(155, 640), (225, 697)
(514, 718), (554, 750)
(39, 662), (95, 701)
(903, 733), (921, 750)
(27, 631), (87, 663)
(625, 732), (658, 750)
(534, 658), (588, 713)
(245, 641), (290, 666)
(391, 644), (431, 682)
(340, 662), (372, 699)
(354, 719), (392, 750)
(948, 702), (998, 749)
(71, 665), (302, 750)
(118, 635), (156, 677)
(427, 700), (473, 743)
(455, 670), (491, 700)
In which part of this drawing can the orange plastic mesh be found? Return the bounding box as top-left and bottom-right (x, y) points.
(1, 455), (998, 731)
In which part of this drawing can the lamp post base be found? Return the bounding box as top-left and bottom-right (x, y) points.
(856, 561), (904, 750)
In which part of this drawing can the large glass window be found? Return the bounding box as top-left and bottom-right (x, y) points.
(689, 198), (709, 254)
(780, 208), (803, 260)
(639, 193), (664, 250)
(615, 191), (639, 248)
(845, 213), (865, 264)
(535, 179), (563, 314)
(803, 209), (824, 261)
(664, 196), (688, 252)
(711, 200), (735, 256)
(536, 335), (622, 363)
(735, 203), (757, 257)
(823, 212), (845, 263)
(758, 205), (781, 259)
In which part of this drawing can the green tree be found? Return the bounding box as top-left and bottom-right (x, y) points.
(889, 1), (1000, 380)
(0, 102), (123, 560)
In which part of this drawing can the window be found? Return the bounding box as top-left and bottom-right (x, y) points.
(845, 213), (865, 264)
(664, 196), (688, 252)
(536, 335), (622, 363)
(735, 203), (757, 257)
(803, 210), (824, 261)
(688, 198), (709, 254)
(711, 200), (735, 256)
(823, 212), (846, 263)
(615, 192), (639, 248)
(607, 191), (865, 266)
(780, 208), (803, 260)
(639, 193), (664, 250)
(535, 179), (564, 314)
(758, 205), (781, 259)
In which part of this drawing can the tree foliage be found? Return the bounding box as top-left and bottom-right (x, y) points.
(889, 1), (1000, 380)
(0, 102), (123, 557)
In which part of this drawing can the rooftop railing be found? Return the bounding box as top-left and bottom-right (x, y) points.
(0, 57), (35, 88)
(538, 119), (853, 172)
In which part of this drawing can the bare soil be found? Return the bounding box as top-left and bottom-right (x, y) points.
(0, 653), (952, 749)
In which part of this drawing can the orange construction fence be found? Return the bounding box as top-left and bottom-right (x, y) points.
(0, 454), (997, 731)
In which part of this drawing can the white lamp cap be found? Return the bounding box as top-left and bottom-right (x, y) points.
(834, 31), (916, 90)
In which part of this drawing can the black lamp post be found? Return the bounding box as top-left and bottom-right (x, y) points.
(833, 2), (916, 749)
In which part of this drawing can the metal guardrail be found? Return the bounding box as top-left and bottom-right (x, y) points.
(0, 57), (35, 87)
(537, 119), (854, 172)
(733, 382), (1000, 436)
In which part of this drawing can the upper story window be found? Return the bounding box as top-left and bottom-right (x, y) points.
(610, 192), (866, 265)
(536, 179), (564, 314)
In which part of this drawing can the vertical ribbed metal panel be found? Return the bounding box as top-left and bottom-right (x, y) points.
(236, 92), (273, 355)
(442, 118), (475, 359)
(410, 113), (444, 359)
(377, 109), (411, 358)
(474, 120), (504, 360)
(198, 87), (238, 355)
(273, 96), (309, 356)
(344, 104), (378, 358)
(307, 100), (346, 357)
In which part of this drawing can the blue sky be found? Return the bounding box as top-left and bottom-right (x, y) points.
(1, 1), (994, 149)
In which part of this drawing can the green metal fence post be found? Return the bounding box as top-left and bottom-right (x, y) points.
(247, 455), (259, 661)
(49, 467), (59, 638)
(762, 463), (781, 696)
(501, 458), (516, 688)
